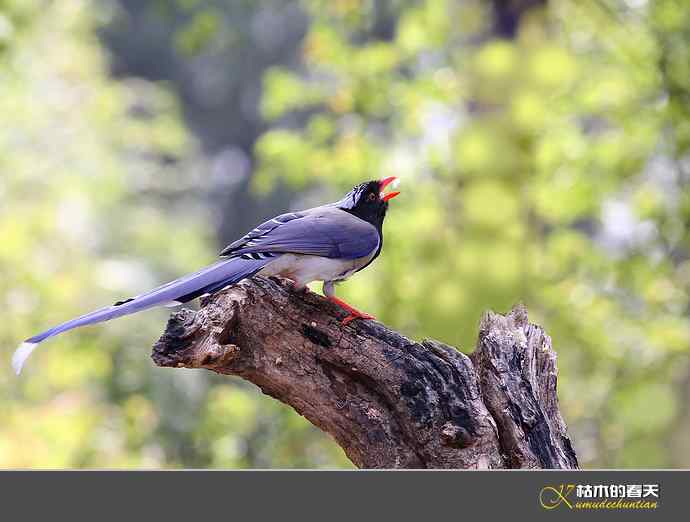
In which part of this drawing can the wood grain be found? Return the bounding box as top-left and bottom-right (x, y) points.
(152, 276), (578, 469)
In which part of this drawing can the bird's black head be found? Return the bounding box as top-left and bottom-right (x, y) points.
(334, 177), (400, 229)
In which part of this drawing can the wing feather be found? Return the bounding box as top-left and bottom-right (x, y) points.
(220, 207), (378, 260)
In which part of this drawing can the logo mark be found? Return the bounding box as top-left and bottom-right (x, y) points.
(539, 482), (659, 510)
(540, 484), (575, 510)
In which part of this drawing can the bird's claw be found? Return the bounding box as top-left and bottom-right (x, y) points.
(327, 296), (375, 326)
(341, 311), (376, 326)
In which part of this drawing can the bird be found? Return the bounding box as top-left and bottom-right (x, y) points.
(12, 177), (401, 375)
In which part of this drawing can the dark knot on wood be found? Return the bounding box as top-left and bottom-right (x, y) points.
(151, 276), (578, 469)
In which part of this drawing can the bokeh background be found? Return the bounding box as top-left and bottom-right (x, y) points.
(1, 0), (689, 468)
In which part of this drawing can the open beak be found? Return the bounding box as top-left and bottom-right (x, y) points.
(379, 176), (400, 202)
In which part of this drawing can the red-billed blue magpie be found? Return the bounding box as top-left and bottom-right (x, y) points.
(13, 177), (401, 374)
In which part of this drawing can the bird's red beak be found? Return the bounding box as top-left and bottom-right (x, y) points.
(379, 176), (400, 202)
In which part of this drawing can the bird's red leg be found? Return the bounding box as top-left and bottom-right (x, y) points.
(327, 296), (376, 325)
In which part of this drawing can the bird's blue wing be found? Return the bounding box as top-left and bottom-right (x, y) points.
(220, 211), (303, 257)
(221, 207), (379, 260)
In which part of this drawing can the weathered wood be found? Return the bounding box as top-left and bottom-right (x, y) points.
(152, 276), (578, 469)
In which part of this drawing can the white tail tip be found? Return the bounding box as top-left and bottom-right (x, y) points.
(12, 342), (38, 375)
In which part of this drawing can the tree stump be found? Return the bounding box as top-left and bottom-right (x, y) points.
(152, 276), (578, 469)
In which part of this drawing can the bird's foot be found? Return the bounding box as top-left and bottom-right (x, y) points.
(327, 296), (376, 326)
(341, 311), (375, 326)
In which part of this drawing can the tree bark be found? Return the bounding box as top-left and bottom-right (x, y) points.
(151, 276), (578, 469)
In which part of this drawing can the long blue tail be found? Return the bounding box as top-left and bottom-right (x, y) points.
(12, 256), (275, 374)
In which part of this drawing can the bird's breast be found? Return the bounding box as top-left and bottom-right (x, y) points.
(258, 253), (374, 287)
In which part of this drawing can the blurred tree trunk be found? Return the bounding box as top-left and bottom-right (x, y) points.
(100, 0), (309, 246)
(490, 0), (547, 38)
(152, 277), (578, 469)
(99, 0), (309, 466)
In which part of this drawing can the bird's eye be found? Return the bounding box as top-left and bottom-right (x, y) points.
(367, 193), (377, 202)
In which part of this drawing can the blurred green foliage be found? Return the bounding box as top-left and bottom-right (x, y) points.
(1, 0), (690, 468)
(0, 0), (208, 466)
(256, 0), (690, 467)
(0, 0), (348, 468)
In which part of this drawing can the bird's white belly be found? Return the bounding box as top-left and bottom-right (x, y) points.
(258, 253), (371, 288)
